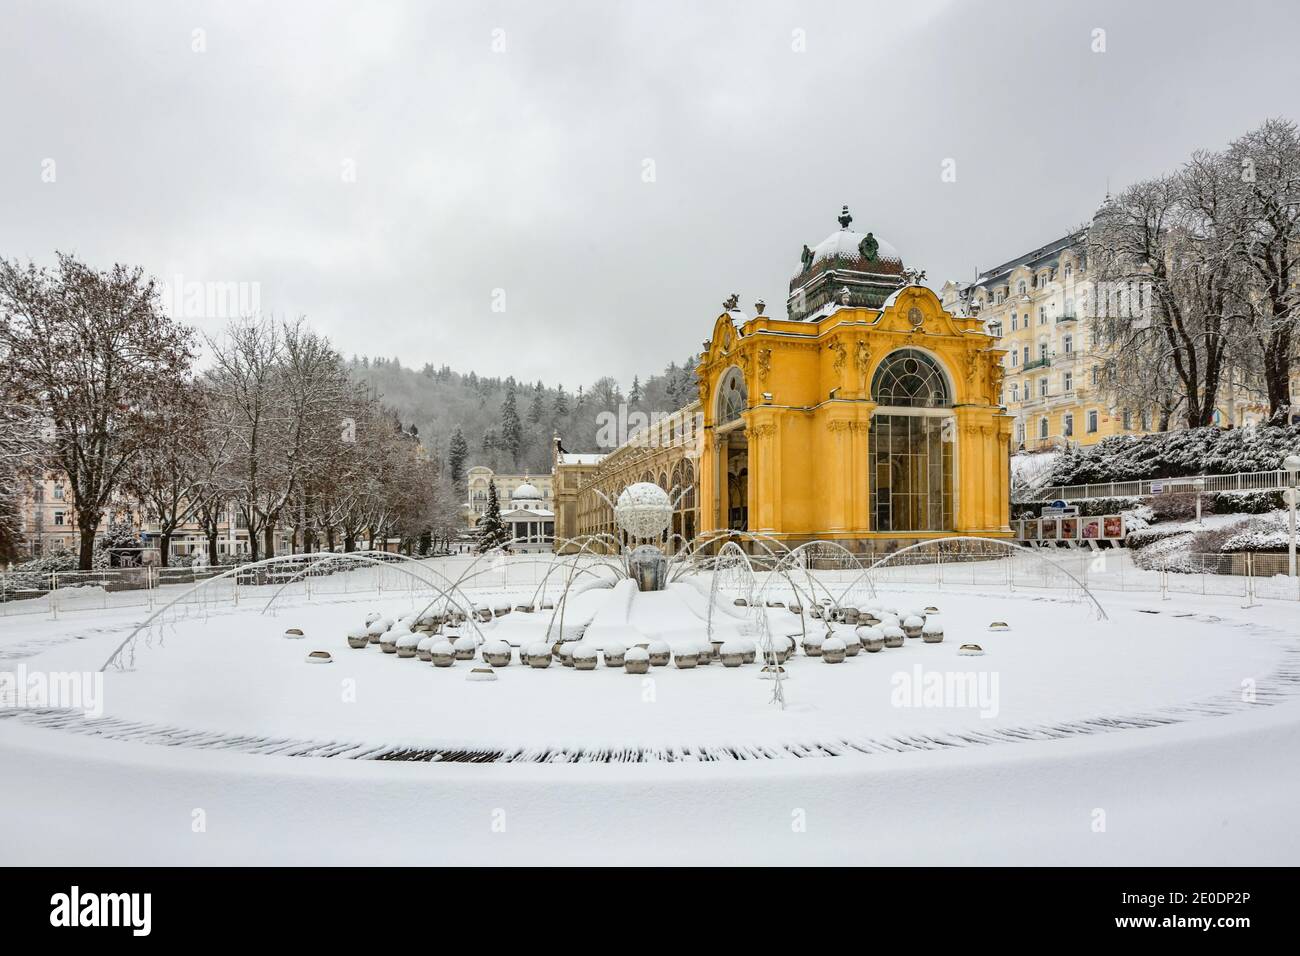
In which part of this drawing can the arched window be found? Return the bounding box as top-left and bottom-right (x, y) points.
(869, 349), (955, 532)
(717, 366), (747, 425)
(871, 349), (951, 408)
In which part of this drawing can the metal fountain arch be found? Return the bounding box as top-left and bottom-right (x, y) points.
(101, 551), (490, 671)
(834, 536), (1110, 621)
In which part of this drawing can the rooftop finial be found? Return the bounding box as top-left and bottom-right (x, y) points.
(838, 205), (853, 230)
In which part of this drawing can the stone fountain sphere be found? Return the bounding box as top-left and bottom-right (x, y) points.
(614, 482), (673, 539)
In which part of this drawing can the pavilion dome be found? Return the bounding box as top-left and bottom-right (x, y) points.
(810, 224), (901, 265)
(512, 482), (542, 503)
(807, 205), (901, 267)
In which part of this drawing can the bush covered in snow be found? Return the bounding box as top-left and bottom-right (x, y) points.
(1220, 521), (1292, 554)
(1046, 423), (1300, 485)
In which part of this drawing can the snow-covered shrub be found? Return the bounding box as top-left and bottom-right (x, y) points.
(1046, 423), (1300, 486)
(1209, 490), (1286, 514)
(1221, 521), (1292, 554)
(1149, 491), (1201, 521)
(1126, 525), (1192, 550)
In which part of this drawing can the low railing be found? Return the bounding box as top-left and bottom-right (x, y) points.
(1032, 468), (1292, 503)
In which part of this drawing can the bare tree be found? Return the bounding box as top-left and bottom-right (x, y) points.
(1225, 118), (1300, 419)
(123, 382), (205, 566)
(0, 254), (195, 569)
(1089, 162), (1246, 428)
(206, 318), (291, 563)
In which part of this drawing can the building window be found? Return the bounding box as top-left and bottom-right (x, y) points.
(1123, 409), (1133, 430)
(1038, 342), (1049, 362)
(1064, 265), (1073, 280)
(870, 349), (951, 408)
(1039, 377), (1048, 397)
(1022, 346), (1030, 365)
(717, 366), (747, 425)
(1063, 334), (1073, 354)
(1039, 417), (1049, 439)
(1010, 383), (1019, 402)
(1039, 308), (1047, 325)
(1140, 410), (1151, 430)
(1010, 313), (1018, 332)
(1087, 410), (1099, 433)
(1064, 413), (1074, 437)
(870, 350), (955, 533)
(1017, 281), (1026, 295)
(1063, 371), (1073, 393)
(1010, 351), (1018, 367)
(53, 484), (65, 500)
(1016, 423), (1026, 444)
(54, 511), (65, 526)
(1091, 365), (1099, 386)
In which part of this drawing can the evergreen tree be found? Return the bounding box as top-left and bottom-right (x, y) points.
(528, 382), (545, 425)
(553, 386), (569, 417)
(447, 425), (468, 487)
(501, 380), (522, 464)
(475, 481), (508, 552)
(629, 375), (642, 405)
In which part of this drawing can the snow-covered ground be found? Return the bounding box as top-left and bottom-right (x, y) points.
(2, 564), (1299, 865)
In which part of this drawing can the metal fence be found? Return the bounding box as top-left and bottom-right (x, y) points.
(1031, 468), (1291, 503)
(0, 553), (609, 621)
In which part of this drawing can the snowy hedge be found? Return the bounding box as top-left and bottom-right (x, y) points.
(1046, 424), (1300, 485)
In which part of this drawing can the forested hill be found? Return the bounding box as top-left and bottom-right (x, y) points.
(346, 355), (699, 477)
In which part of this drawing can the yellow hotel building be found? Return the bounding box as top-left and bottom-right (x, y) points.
(558, 208), (1013, 552)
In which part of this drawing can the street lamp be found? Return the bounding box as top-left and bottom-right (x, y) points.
(1284, 454), (1300, 578)
(1191, 476), (1206, 526)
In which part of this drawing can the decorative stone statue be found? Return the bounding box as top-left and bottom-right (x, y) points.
(859, 232), (879, 262)
(800, 244), (814, 270)
(723, 292), (740, 311)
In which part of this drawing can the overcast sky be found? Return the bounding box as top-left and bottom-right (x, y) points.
(3, 0), (1298, 388)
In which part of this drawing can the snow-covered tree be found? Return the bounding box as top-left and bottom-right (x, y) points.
(1225, 118), (1300, 419)
(500, 379), (522, 465)
(0, 254), (196, 569)
(475, 480), (508, 553)
(447, 425), (468, 488)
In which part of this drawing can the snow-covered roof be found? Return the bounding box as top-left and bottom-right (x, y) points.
(503, 507), (554, 519)
(557, 452), (604, 466)
(511, 482), (542, 501)
(812, 226), (901, 265)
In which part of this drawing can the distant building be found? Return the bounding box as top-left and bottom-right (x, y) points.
(464, 467), (554, 530)
(942, 229), (1156, 451)
(500, 482), (555, 552)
